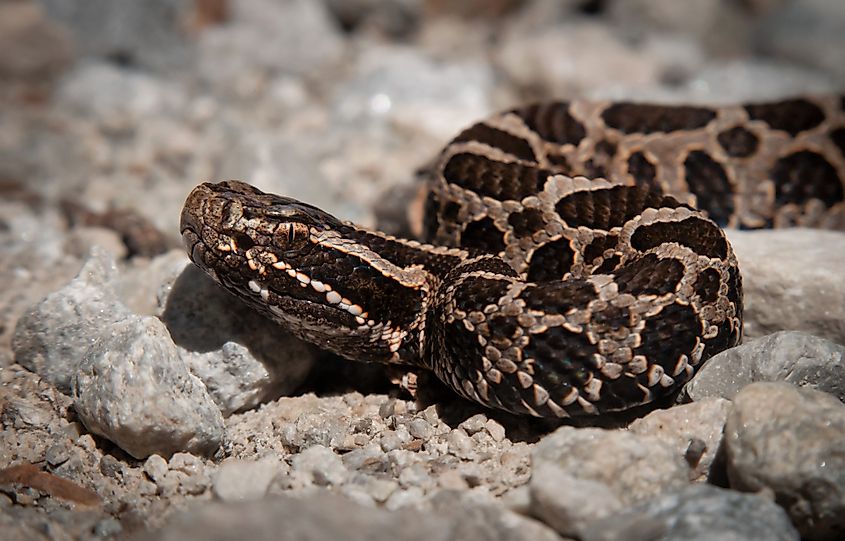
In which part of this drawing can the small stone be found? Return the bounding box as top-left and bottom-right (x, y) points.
(44, 444), (70, 467)
(447, 428), (475, 459)
(726, 382), (845, 540)
(407, 418), (434, 441)
(379, 429), (411, 452)
(144, 455), (168, 483)
(291, 445), (348, 487)
(484, 419), (506, 442)
(459, 414), (488, 435)
(213, 458), (280, 502)
(99, 455), (124, 479)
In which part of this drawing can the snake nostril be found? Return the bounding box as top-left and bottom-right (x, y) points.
(232, 231), (255, 251)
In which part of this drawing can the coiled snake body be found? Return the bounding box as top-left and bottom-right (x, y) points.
(181, 96), (845, 417)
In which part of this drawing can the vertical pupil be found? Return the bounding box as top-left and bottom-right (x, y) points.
(288, 224), (296, 244)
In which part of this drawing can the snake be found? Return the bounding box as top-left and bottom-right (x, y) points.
(180, 96), (845, 417)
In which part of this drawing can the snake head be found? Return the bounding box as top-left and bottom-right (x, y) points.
(180, 181), (424, 365)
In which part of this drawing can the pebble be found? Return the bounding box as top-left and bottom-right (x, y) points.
(213, 458), (281, 502)
(291, 445), (349, 487)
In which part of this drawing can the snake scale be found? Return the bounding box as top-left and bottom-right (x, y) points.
(181, 96), (845, 417)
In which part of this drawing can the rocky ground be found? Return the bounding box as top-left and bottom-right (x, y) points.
(1, 0), (845, 540)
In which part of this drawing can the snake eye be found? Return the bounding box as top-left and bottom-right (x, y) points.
(276, 222), (310, 249)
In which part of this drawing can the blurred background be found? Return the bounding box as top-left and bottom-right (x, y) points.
(0, 0), (843, 348)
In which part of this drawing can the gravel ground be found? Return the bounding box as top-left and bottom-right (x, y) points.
(1, 1), (844, 540)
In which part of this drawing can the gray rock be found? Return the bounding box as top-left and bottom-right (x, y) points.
(12, 249), (131, 392)
(686, 331), (845, 404)
(212, 458), (281, 502)
(72, 315), (224, 459)
(629, 398), (732, 482)
(161, 264), (316, 415)
(725, 382), (845, 541)
(581, 484), (799, 541)
(728, 229), (845, 345)
(39, 0), (193, 72)
(530, 462), (623, 538)
(533, 426), (690, 507)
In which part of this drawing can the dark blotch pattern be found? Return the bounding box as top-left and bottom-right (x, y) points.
(683, 150), (734, 226)
(631, 217), (728, 260)
(745, 98), (824, 136)
(634, 302), (700, 375)
(524, 326), (597, 392)
(555, 185), (683, 229)
(771, 151), (844, 208)
(693, 268), (722, 302)
(443, 153), (550, 200)
(520, 279), (597, 316)
(627, 151), (659, 191)
(527, 238), (576, 282)
(508, 208), (546, 238)
(717, 126), (759, 158)
(452, 276), (511, 315)
(461, 217), (507, 254)
(602, 103), (716, 134)
(615, 253), (684, 296)
(583, 234), (619, 267)
(511, 102), (586, 146)
(452, 123), (537, 162)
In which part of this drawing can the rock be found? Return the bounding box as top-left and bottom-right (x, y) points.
(530, 462), (623, 538)
(581, 484), (799, 541)
(725, 382), (845, 541)
(532, 426), (690, 507)
(72, 315), (224, 459)
(161, 264), (316, 415)
(628, 398), (732, 482)
(727, 229), (845, 345)
(12, 249), (131, 392)
(686, 331), (845, 404)
(212, 458), (281, 502)
(40, 0), (194, 72)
